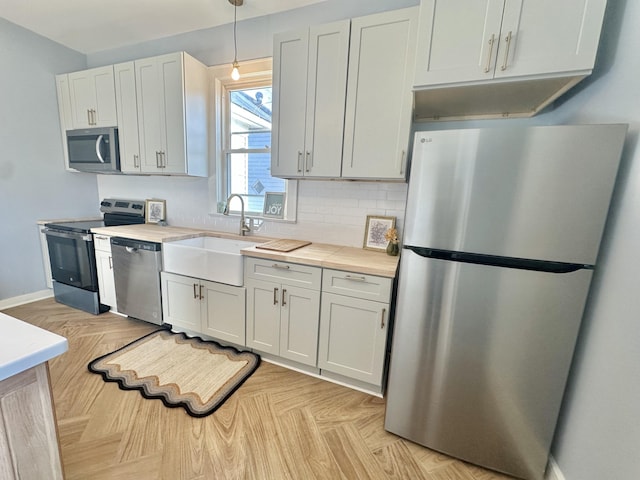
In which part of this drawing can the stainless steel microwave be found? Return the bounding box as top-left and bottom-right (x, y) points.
(66, 127), (120, 173)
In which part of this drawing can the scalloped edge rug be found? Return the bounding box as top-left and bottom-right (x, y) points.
(88, 329), (260, 417)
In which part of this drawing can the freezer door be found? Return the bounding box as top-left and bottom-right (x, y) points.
(405, 125), (626, 265)
(384, 249), (593, 480)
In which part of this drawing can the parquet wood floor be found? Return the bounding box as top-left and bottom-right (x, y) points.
(4, 298), (516, 480)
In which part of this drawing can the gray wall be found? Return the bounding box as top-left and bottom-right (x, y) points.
(0, 18), (98, 300)
(544, 0), (640, 478)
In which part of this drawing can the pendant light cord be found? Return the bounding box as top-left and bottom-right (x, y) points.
(233, 2), (238, 63)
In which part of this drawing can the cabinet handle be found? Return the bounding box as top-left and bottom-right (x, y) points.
(381, 308), (386, 329)
(200, 284), (204, 300)
(272, 263), (290, 270)
(297, 151), (303, 173)
(282, 288), (287, 306)
(95, 235), (107, 240)
(87, 109), (92, 125)
(399, 150), (406, 175)
(501, 31), (513, 71)
(305, 151), (311, 172)
(193, 283), (199, 299)
(273, 287), (279, 305)
(161, 151), (166, 168)
(345, 274), (366, 282)
(484, 34), (496, 73)
(108, 256), (112, 270)
(133, 154), (139, 168)
(91, 109), (97, 125)
(156, 151), (161, 168)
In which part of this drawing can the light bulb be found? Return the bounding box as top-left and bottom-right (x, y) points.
(231, 62), (240, 81)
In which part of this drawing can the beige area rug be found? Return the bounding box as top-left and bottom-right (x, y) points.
(88, 329), (260, 417)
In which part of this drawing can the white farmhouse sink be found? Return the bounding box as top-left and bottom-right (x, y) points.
(163, 236), (258, 286)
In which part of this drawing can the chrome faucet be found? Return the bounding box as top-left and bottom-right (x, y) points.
(223, 194), (251, 236)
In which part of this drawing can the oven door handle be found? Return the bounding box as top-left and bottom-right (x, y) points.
(96, 135), (106, 163)
(42, 227), (93, 242)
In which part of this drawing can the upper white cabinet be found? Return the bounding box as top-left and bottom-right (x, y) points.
(342, 8), (418, 180)
(134, 52), (208, 176)
(271, 21), (350, 178)
(414, 0), (608, 87)
(113, 62), (141, 173)
(272, 7), (418, 181)
(67, 66), (117, 128)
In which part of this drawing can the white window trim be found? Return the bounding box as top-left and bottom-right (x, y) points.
(208, 59), (297, 222)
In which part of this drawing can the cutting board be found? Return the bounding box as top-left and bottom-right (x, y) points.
(255, 239), (312, 252)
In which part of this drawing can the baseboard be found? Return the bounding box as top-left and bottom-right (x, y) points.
(546, 456), (566, 480)
(0, 290), (53, 310)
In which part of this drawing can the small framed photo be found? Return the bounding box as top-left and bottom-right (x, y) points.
(263, 192), (285, 219)
(145, 199), (166, 224)
(363, 215), (396, 251)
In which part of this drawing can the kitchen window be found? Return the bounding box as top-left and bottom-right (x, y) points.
(215, 62), (297, 220)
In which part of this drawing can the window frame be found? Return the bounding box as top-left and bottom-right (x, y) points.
(210, 59), (297, 221)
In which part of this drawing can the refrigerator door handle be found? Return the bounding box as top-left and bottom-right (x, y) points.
(403, 245), (591, 274)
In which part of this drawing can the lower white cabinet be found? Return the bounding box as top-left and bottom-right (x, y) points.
(318, 269), (393, 387)
(244, 258), (322, 367)
(94, 234), (117, 309)
(161, 272), (246, 346)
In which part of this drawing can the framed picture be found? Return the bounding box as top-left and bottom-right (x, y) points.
(263, 192), (286, 219)
(145, 199), (166, 224)
(363, 215), (396, 251)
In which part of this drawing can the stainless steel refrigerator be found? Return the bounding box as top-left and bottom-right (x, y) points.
(384, 125), (627, 480)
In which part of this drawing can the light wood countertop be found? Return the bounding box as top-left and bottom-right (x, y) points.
(90, 224), (399, 278)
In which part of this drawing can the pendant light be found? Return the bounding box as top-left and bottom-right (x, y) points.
(229, 0), (243, 81)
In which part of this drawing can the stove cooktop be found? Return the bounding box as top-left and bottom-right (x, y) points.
(45, 220), (105, 234)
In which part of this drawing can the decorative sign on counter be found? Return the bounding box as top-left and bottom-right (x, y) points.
(263, 192), (285, 219)
(363, 215), (396, 251)
(145, 199), (166, 223)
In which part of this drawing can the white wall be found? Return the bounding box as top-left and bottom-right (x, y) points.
(0, 18), (99, 301)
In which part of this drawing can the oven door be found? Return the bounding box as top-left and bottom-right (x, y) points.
(44, 228), (99, 291)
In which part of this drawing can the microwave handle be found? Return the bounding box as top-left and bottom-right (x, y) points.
(95, 135), (106, 163)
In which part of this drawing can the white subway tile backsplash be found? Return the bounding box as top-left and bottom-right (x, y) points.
(98, 177), (408, 248)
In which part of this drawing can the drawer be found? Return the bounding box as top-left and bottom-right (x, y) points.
(322, 269), (392, 302)
(245, 257), (321, 290)
(93, 234), (112, 252)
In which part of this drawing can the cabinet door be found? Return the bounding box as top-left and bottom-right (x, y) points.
(342, 7), (418, 180)
(158, 53), (187, 174)
(135, 57), (165, 173)
(95, 249), (116, 308)
(271, 29), (309, 177)
(0, 364), (64, 480)
(161, 272), (201, 331)
(495, 0), (607, 78)
(246, 278), (281, 355)
(279, 286), (320, 367)
(68, 66), (117, 128)
(318, 293), (389, 385)
(303, 21), (349, 178)
(114, 62), (141, 173)
(201, 280), (246, 346)
(413, 0), (505, 86)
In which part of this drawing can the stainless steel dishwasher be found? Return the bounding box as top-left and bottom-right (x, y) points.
(111, 237), (163, 325)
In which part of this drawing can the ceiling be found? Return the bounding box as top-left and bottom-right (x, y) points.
(0, 0), (328, 54)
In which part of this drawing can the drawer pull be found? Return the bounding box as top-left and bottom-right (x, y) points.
(380, 308), (387, 329)
(282, 288), (287, 306)
(345, 274), (366, 282)
(272, 263), (290, 270)
(273, 287), (279, 305)
(95, 235), (108, 240)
